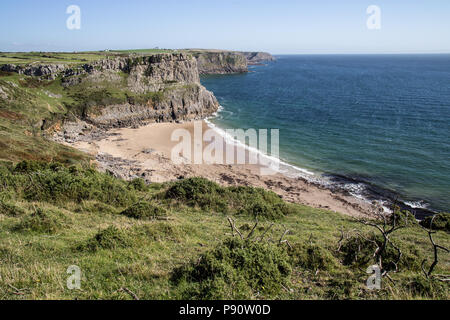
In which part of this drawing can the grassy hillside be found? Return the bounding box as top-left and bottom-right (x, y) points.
(0, 70), (89, 163)
(0, 162), (448, 300)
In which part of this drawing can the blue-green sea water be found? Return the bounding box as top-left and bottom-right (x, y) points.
(201, 55), (450, 213)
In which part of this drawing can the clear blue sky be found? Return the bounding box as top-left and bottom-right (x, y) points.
(1, 0), (449, 54)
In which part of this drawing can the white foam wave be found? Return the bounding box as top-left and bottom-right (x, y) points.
(404, 201), (430, 209)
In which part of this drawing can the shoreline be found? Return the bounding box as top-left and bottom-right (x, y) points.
(204, 117), (438, 219)
(59, 119), (385, 219)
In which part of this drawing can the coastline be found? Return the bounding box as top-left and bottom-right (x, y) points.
(61, 119), (380, 219)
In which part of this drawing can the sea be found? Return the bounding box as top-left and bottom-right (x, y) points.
(200, 54), (450, 216)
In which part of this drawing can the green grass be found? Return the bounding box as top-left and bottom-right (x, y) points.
(0, 50), (174, 66)
(0, 52), (110, 65)
(0, 161), (448, 300)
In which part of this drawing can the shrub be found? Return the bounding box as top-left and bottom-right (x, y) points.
(288, 243), (338, 272)
(13, 160), (63, 173)
(390, 208), (417, 227)
(326, 278), (357, 300)
(128, 178), (147, 191)
(171, 238), (291, 299)
(228, 186), (295, 220)
(420, 213), (450, 233)
(339, 235), (422, 272)
(6, 161), (137, 207)
(120, 201), (167, 220)
(0, 198), (26, 216)
(165, 177), (226, 211)
(165, 178), (294, 219)
(405, 275), (448, 299)
(78, 226), (132, 251)
(14, 207), (65, 234)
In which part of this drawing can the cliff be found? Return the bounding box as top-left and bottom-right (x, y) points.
(239, 52), (276, 65)
(189, 51), (248, 74)
(186, 50), (275, 74)
(1, 53), (219, 133)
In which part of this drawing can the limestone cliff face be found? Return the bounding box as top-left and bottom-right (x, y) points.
(190, 50), (275, 74)
(193, 51), (248, 74)
(1, 63), (67, 79)
(2, 53), (219, 129)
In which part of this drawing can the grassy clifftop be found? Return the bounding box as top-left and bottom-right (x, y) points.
(0, 162), (448, 300)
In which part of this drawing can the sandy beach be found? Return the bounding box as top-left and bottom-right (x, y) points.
(67, 120), (375, 218)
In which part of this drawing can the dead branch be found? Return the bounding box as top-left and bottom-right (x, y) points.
(227, 217), (243, 240)
(356, 201), (405, 275)
(116, 287), (139, 300)
(420, 215), (449, 278)
(256, 223), (275, 242)
(246, 218), (259, 240)
(279, 225), (292, 249)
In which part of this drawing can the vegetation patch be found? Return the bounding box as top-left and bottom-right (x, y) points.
(339, 234), (423, 272)
(288, 243), (339, 272)
(404, 275), (448, 299)
(14, 207), (65, 234)
(78, 226), (132, 251)
(171, 238), (291, 299)
(120, 201), (167, 220)
(420, 213), (450, 233)
(164, 177), (294, 219)
(133, 223), (183, 242)
(0, 198), (26, 216)
(4, 161), (137, 207)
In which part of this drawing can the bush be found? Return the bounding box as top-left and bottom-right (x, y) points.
(78, 226), (132, 251)
(339, 235), (422, 272)
(326, 278), (357, 300)
(405, 275), (448, 299)
(165, 178), (294, 219)
(420, 213), (450, 233)
(0, 199), (26, 216)
(13, 160), (63, 173)
(171, 238), (291, 299)
(128, 178), (148, 191)
(288, 243), (338, 272)
(165, 177), (226, 212)
(14, 207), (65, 234)
(120, 201), (167, 220)
(5, 161), (137, 207)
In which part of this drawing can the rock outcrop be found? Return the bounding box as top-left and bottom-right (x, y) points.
(239, 52), (276, 65)
(1, 63), (67, 80)
(192, 51), (248, 74)
(189, 50), (275, 74)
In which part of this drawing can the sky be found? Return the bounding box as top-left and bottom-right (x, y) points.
(1, 0), (449, 54)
